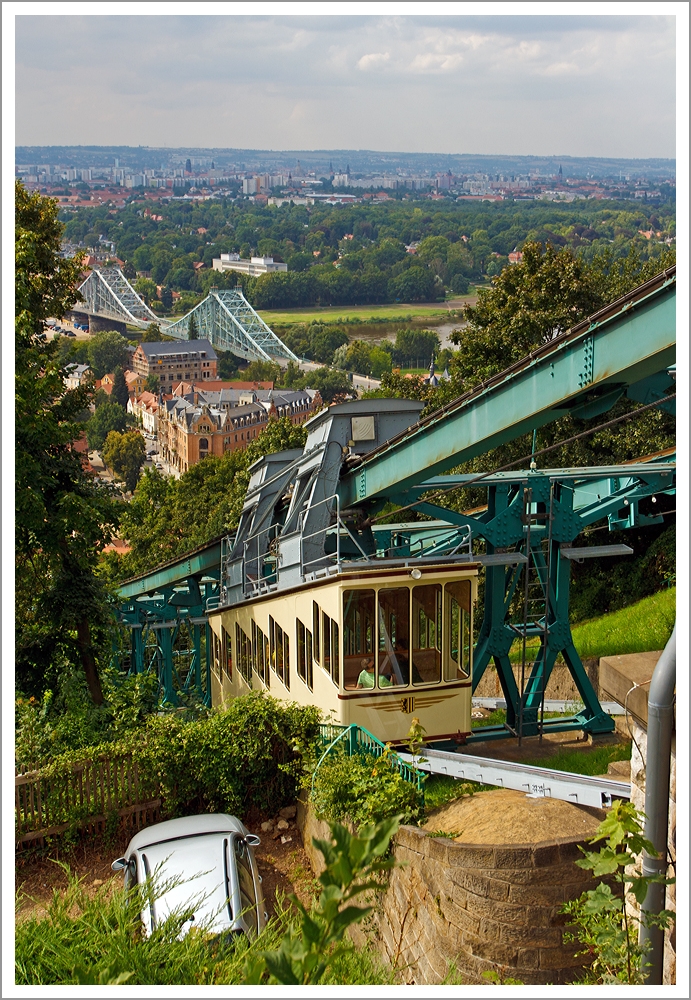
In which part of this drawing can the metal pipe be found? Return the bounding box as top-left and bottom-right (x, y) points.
(639, 624), (676, 983)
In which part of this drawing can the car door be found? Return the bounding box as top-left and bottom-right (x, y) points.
(231, 836), (259, 936)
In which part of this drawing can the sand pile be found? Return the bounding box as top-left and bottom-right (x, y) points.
(423, 788), (605, 845)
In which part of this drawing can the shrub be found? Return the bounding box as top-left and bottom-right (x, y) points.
(136, 692), (321, 818)
(17, 692), (322, 830)
(310, 749), (422, 828)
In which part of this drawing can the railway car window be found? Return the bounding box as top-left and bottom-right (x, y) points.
(269, 615), (275, 675)
(212, 632), (221, 679)
(306, 628), (313, 690)
(275, 622), (285, 685)
(412, 584), (442, 685)
(313, 602), (321, 666)
(445, 580), (472, 680)
(377, 589), (410, 687)
(252, 621), (267, 684)
(297, 620), (307, 685)
(235, 624), (252, 685)
(221, 626), (232, 681)
(296, 621), (313, 689)
(322, 611), (331, 677)
(331, 620), (339, 687)
(225, 627), (233, 680)
(343, 590), (375, 690)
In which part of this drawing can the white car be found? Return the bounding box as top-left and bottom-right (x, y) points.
(112, 814), (267, 939)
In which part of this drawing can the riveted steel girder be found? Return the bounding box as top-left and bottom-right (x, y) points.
(77, 267), (159, 327)
(339, 270), (675, 507)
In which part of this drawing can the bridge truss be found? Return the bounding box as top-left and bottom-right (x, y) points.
(77, 267), (297, 363)
(77, 267), (160, 327)
(164, 287), (299, 363)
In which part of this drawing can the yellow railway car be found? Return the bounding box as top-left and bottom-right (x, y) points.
(208, 560), (478, 744)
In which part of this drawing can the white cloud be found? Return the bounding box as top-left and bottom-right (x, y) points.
(409, 51), (464, 74)
(357, 51), (390, 71)
(13, 13), (676, 158)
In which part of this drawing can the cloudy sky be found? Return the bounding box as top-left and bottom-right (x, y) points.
(14, 11), (676, 157)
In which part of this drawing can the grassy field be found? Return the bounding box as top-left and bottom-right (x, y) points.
(509, 587), (676, 663)
(259, 297), (476, 327)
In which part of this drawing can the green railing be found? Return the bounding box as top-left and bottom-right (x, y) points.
(314, 723), (424, 795)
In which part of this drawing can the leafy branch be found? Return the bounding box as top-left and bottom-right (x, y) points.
(243, 816), (400, 985)
(562, 800), (675, 984)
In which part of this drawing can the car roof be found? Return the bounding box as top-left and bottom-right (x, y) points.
(126, 813), (247, 854)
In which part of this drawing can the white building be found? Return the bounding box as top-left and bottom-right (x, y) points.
(128, 391), (159, 435)
(212, 254), (288, 277)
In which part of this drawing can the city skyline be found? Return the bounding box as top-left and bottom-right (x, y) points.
(15, 11), (676, 159)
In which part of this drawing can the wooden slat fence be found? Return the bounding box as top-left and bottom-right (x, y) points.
(15, 752), (161, 845)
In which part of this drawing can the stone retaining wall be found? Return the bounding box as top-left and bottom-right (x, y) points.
(298, 802), (595, 985)
(473, 660), (599, 703)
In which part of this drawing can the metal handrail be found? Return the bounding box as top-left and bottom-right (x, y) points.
(312, 723), (424, 795)
(300, 493), (375, 577)
(242, 522), (279, 597)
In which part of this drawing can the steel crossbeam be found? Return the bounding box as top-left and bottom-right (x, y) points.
(339, 268), (675, 507)
(397, 748), (631, 809)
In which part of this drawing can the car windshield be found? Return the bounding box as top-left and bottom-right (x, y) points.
(138, 833), (233, 935)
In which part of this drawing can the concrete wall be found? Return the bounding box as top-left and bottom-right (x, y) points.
(298, 802), (595, 985)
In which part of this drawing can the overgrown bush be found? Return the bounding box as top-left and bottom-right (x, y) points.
(15, 665), (162, 768)
(310, 749), (422, 828)
(18, 692), (321, 825)
(136, 692), (321, 818)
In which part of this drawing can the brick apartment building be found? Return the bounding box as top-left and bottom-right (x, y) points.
(132, 340), (218, 387)
(158, 387), (322, 474)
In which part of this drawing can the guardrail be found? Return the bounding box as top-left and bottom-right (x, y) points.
(314, 723), (424, 794)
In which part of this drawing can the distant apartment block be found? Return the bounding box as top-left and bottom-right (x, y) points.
(212, 254), (288, 277)
(132, 340), (218, 385)
(158, 387), (321, 473)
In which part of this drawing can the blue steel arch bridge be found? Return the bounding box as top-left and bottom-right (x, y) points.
(113, 267), (676, 738)
(77, 266), (298, 364)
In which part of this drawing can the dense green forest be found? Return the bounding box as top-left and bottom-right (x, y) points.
(60, 195), (675, 310)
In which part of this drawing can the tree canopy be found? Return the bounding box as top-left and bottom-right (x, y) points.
(103, 430), (146, 493)
(16, 181), (121, 703)
(87, 329), (129, 379)
(60, 193), (675, 311)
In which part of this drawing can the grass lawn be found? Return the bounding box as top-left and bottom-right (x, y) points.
(259, 299), (474, 327)
(509, 587), (676, 663)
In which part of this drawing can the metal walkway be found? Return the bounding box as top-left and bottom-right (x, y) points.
(397, 747), (631, 810)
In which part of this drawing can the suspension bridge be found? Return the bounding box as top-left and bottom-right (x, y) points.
(77, 266), (298, 364)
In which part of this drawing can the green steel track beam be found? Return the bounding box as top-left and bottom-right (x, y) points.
(118, 538), (222, 600)
(339, 268), (675, 508)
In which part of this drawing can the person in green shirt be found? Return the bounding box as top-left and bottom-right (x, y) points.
(357, 657), (375, 688)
